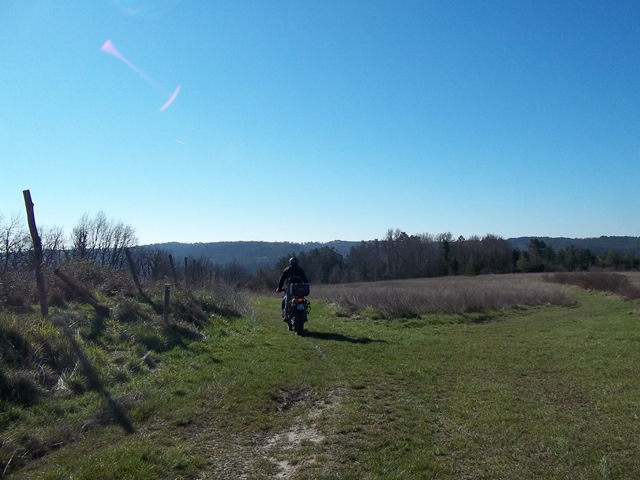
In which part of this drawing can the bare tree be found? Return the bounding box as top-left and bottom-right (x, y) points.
(70, 212), (137, 266)
(110, 220), (136, 268)
(93, 211), (111, 264)
(71, 213), (90, 259)
(41, 224), (67, 266)
(0, 213), (30, 270)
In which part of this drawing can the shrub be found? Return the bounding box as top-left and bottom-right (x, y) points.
(547, 272), (640, 300)
(0, 270), (36, 311)
(51, 259), (136, 300)
(112, 297), (151, 323)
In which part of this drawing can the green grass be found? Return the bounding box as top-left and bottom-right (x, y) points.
(4, 282), (640, 479)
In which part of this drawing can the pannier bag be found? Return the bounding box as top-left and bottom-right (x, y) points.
(289, 283), (310, 297)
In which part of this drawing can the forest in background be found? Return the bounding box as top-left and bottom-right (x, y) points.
(263, 230), (640, 286)
(146, 230), (640, 286)
(149, 234), (640, 273)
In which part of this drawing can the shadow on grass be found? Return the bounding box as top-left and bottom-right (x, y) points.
(88, 311), (108, 341)
(304, 330), (387, 344)
(140, 291), (162, 315)
(64, 329), (135, 434)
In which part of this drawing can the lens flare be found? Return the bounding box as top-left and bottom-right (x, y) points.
(160, 85), (181, 111)
(101, 39), (180, 111)
(101, 40), (153, 84)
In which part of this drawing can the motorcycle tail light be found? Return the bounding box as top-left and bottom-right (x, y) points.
(297, 297), (304, 303)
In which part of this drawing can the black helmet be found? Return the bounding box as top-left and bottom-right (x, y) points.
(289, 256), (299, 267)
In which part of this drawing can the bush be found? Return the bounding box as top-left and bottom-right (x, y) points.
(51, 259), (136, 300)
(0, 260), (138, 313)
(0, 270), (36, 311)
(547, 272), (640, 300)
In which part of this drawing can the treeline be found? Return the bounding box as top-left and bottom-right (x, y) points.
(509, 236), (640, 257)
(275, 229), (640, 285)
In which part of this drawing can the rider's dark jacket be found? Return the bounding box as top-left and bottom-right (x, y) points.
(277, 265), (308, 291)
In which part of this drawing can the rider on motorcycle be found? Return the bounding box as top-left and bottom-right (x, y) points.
(276, 257), (308, 319)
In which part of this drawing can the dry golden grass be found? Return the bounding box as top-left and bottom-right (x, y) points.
(622, 271), (640, 289)
(312, 274), (575, 318)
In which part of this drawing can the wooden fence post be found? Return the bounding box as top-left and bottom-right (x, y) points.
(54, 268), (110, 317)
(124, 247), (144, 296)
(193, 259), (197, 285)
(22, 190), (48, 318)
(163, 284), (170, 324)
(168, 254), (178, 288)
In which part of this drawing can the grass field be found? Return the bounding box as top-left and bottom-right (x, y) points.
(3, 274), (640, 479)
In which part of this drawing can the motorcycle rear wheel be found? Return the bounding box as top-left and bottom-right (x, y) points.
(294, 310), (305, 336)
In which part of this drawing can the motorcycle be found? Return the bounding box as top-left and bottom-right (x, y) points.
(281, 281), (311, 336)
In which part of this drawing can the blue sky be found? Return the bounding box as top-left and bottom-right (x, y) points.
(2, 1), (639, 245)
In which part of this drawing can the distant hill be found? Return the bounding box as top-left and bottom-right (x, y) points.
(506, 236), (640, 256)
(143, 236), (640, 270)
(144, 240), (361, 270)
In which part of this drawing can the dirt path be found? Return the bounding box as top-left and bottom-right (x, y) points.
(259, 392), (339, 478)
